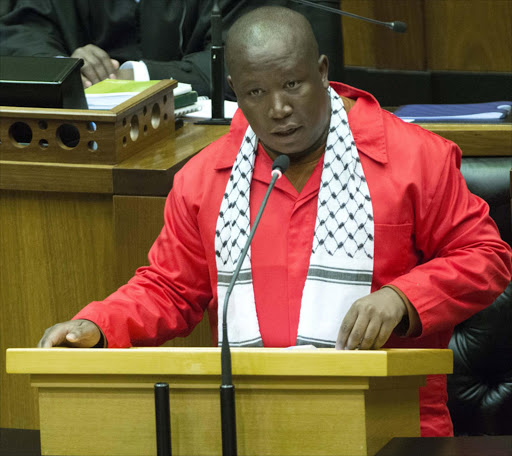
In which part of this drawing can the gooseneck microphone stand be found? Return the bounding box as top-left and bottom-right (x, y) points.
(290, 0), (408, 33)
(220, 155), (290, 456)
(196, 0), (231, 125)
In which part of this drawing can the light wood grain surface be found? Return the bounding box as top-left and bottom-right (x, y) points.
(0, 191), (115, 429)
(342, 0), (512, 72)
(6, 348), (453, 377)
(6, 348), (451, 456)
(0, 80), (177, 165)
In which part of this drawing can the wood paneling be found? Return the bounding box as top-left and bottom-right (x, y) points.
(341, 0), (426, 70)
(425, 0), (512, 72)
(342, 0), (512, 72)
(0, 161), (113, 193)
(0, 190), (115, 429)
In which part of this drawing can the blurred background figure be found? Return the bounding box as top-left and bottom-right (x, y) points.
(0, 0), (344, 97)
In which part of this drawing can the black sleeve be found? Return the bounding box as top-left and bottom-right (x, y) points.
(0, 0), (71, 56)
(140, 0), (252, 98)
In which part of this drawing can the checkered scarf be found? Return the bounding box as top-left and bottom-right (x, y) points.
(215, 87), (374, 347)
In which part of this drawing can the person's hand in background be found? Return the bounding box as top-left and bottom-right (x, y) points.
(71, 44), (119, 87)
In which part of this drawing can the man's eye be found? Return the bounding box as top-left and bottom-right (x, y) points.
(286, 81), (299, 89)
(249, 88), (263, 96)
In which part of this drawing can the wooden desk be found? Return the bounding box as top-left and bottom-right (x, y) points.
(0, 122), (229, 430)
(1, 120), (508, 430)
(421, 123), (512, 157)
(376, 436), (512, 456)
(7, 348), (452, 456)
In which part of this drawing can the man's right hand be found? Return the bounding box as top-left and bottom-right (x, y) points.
(37, 319), (103, 348)
(71, 44), (120, 87)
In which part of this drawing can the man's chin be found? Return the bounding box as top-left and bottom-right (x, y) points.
(262, 141), (320, 161)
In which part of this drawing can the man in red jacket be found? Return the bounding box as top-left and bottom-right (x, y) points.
(38, 7), (511, 437)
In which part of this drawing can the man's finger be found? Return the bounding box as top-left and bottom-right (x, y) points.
(73, 49), (104, 84)
(358, 319), (382, 350)
(37, 324), (68, 348)
(372, 321), (397, 350)
(73, 45), (114, 85)
(335, 308), (357, 350)
(89, 46), (116, 80)
(345, 313), (371, 350)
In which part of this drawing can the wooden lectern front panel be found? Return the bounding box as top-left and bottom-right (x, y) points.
(35, 374), (422, 456)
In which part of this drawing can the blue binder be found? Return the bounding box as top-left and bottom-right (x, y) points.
(394, 101), (512, 123)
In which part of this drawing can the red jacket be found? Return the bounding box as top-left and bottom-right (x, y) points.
(76, 82), (512, 437)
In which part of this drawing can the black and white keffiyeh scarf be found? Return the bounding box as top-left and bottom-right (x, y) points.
(215, 87), (374, 347)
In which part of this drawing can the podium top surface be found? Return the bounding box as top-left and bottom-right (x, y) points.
(6, 347), (452, 377)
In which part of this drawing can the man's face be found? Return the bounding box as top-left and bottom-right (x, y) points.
(228, 41), (330, 159)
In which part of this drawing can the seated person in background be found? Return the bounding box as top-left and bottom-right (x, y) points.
(38, 7), (511, 439)
(0, 0), (343, 96)
(0, 0), (266, 94)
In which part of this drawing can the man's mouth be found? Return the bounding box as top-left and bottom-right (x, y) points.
(271, 126), (301, 137)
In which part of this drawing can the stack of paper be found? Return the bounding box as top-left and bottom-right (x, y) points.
(178, 96), (238, 121)
(394, 101), (512, 123)
(85, 79), (198, 111)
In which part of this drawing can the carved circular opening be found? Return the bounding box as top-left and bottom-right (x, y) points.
(130, 115), (139, 141)
(143, 124), (148, 135)
(87, 121), (97, 132)
(122, 117), (127, 127)
(88, 141), (98, 152)
(56, 124), (80, 149)
(9, 122), (32, 148)
(123, 136), (127, 147)
(38, 120), (48, 130)
(143, 106), (148, 116)
(164, 113), (168, 122)
(39, 139), (49, 149)
(151, 103), (161, 129)
(163, 95), (168, 104)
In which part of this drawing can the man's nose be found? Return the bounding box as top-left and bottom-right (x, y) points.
(268, 92), (292, 119)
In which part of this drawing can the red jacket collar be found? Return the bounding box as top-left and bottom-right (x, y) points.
(215, 81), (388, 170)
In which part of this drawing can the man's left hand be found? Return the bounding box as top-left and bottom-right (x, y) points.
(336, 287), (407, 350)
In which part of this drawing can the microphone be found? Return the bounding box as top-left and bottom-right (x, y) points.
(220, 154), (290, 456)
(289, 0), (408, 33)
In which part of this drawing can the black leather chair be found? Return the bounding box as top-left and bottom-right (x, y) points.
(447, 156), (512, 435)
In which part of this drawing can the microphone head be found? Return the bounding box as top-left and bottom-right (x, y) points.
(272, 155), (290, 174)
(390, 21), (407, 33)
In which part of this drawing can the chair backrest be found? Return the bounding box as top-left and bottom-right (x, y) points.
(447, 156), (512, 435)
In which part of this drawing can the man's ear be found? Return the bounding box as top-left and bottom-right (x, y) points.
(318, 55), (329, 89)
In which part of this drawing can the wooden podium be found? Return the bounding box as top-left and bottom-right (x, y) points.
(6, 347), (452, 456)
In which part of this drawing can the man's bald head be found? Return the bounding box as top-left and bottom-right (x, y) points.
(224, 6), (331, 160)
(226, 7), (320, 78)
